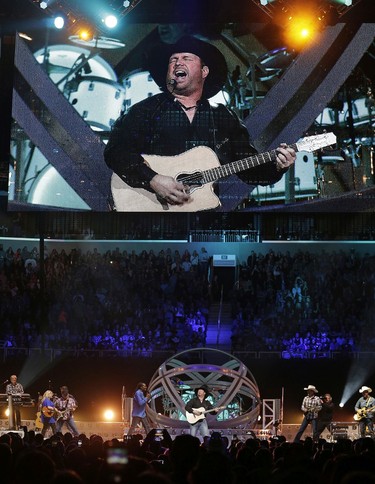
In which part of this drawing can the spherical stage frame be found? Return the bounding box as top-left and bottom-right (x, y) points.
(145, 348), (261, 431)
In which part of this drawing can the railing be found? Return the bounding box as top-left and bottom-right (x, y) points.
(189, 230), (260, 242)
(0, 347), (371, 361)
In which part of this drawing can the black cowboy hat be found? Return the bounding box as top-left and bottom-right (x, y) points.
(147, 36), (228, 99)
(195, 384), (210, 395)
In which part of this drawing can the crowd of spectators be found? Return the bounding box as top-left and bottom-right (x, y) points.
(1, 427), (375, 483)
(0, 243), (374, 357)
(230, 248), (375, 356)
(0, 245), (210, 355)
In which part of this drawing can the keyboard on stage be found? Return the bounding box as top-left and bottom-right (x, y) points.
(0, 393), (35, 406)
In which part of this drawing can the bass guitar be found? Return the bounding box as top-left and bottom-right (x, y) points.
(111, 132), (336, 212)
(186, 405), (226, 425)
(353, 405), (375, 421)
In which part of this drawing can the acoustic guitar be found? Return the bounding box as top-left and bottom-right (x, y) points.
(186, 405), (226, 425)
(35, 411), (42, 429)
(111, 132), (336, 212)
(41, 406), (55, 418)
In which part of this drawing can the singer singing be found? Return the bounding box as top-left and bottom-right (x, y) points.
(104, 36), (295, 212)
(127, 382), (151, 436)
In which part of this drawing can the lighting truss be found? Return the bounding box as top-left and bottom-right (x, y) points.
(252, 0), (363, 19)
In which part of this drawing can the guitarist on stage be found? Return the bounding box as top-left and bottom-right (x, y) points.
(293, 384), (322, 443)
(354, 385), (375, 438)
(40, 390), (57, 437)
(54, 385), (79, 437)
(185, 384), (217, 440)
(104, 36), (296, 212)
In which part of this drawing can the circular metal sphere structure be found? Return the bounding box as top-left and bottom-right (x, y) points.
(147, 348), (261, 429)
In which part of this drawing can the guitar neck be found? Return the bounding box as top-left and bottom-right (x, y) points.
(203, 405), (225, 415)
(201, 143), (298, 184)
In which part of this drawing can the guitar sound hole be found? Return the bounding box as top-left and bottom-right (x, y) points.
(176, 172), (203, 188)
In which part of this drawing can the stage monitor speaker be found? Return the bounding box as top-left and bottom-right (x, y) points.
(332, 431), (348, 440)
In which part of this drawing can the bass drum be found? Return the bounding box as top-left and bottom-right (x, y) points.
(27, 164), (90, 210)
(123, 71), (162, 111)
(315, 97), (373, 129)
(34, 44), (117, 85)
(209, 90), (230, 106)
(67, 77), (126, 131)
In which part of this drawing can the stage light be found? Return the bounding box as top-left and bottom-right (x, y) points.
(339, 402), (344, 408)
(5, 408), (9, 417)
(103, 15), (118, 29)
(54, 16), (65, 30)
(40, 1), (48, 9)
(344, 0), (352, 5)
(104, 409), (115, 421)
(76, 26), (94, 42)
(123, 1), (131, 7)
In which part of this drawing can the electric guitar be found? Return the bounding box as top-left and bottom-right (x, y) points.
(186, 405), (226, 425)
(353, 405), (375, 421)
(111, 132), (336, 212)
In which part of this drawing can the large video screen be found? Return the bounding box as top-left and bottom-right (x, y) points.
(7, 0), (375, 212)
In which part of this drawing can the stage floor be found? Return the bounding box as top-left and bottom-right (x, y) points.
(0, 420), (360, 442)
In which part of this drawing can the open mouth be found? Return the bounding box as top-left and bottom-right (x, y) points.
(175, 70), (187, 79)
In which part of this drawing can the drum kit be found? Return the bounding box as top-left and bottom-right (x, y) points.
(227, 46), (295, 111)
(313, 72), (375, 195)
(13, 36), (131, 208)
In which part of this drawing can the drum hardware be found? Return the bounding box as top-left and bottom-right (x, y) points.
(55, 51), (97, 88)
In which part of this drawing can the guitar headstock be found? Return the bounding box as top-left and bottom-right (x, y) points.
(296, 132), (337, 153)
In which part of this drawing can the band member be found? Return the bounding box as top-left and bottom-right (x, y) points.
(104, 36), (295, 212)
(317, 393), (334, 438)
(54, 385), (79, 436)
(40, 390), (57, 437)
(185, 384), (217, 440)
(293, 385), (322, 443)
(5, 374), (24, 428)
(128, 382), (151, 436)
(354, 385), (375, 438)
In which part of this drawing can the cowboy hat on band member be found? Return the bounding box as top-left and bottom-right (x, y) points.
(304, 385), (318, 393)
(359, 386), (372, 393)
(146, 35), (228, 99)
(195, 384), (210, 395)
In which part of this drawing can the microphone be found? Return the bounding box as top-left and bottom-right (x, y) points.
(167, 78), (176, 92)
(3, 380), (9, 385)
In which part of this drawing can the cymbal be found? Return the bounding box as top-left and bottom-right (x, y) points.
(247, 47), (294, 82)
(257, 47), (294, 70)
(68, 35), (126, 49)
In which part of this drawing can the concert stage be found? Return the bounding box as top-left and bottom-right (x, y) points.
(0, 419), (360, 442)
